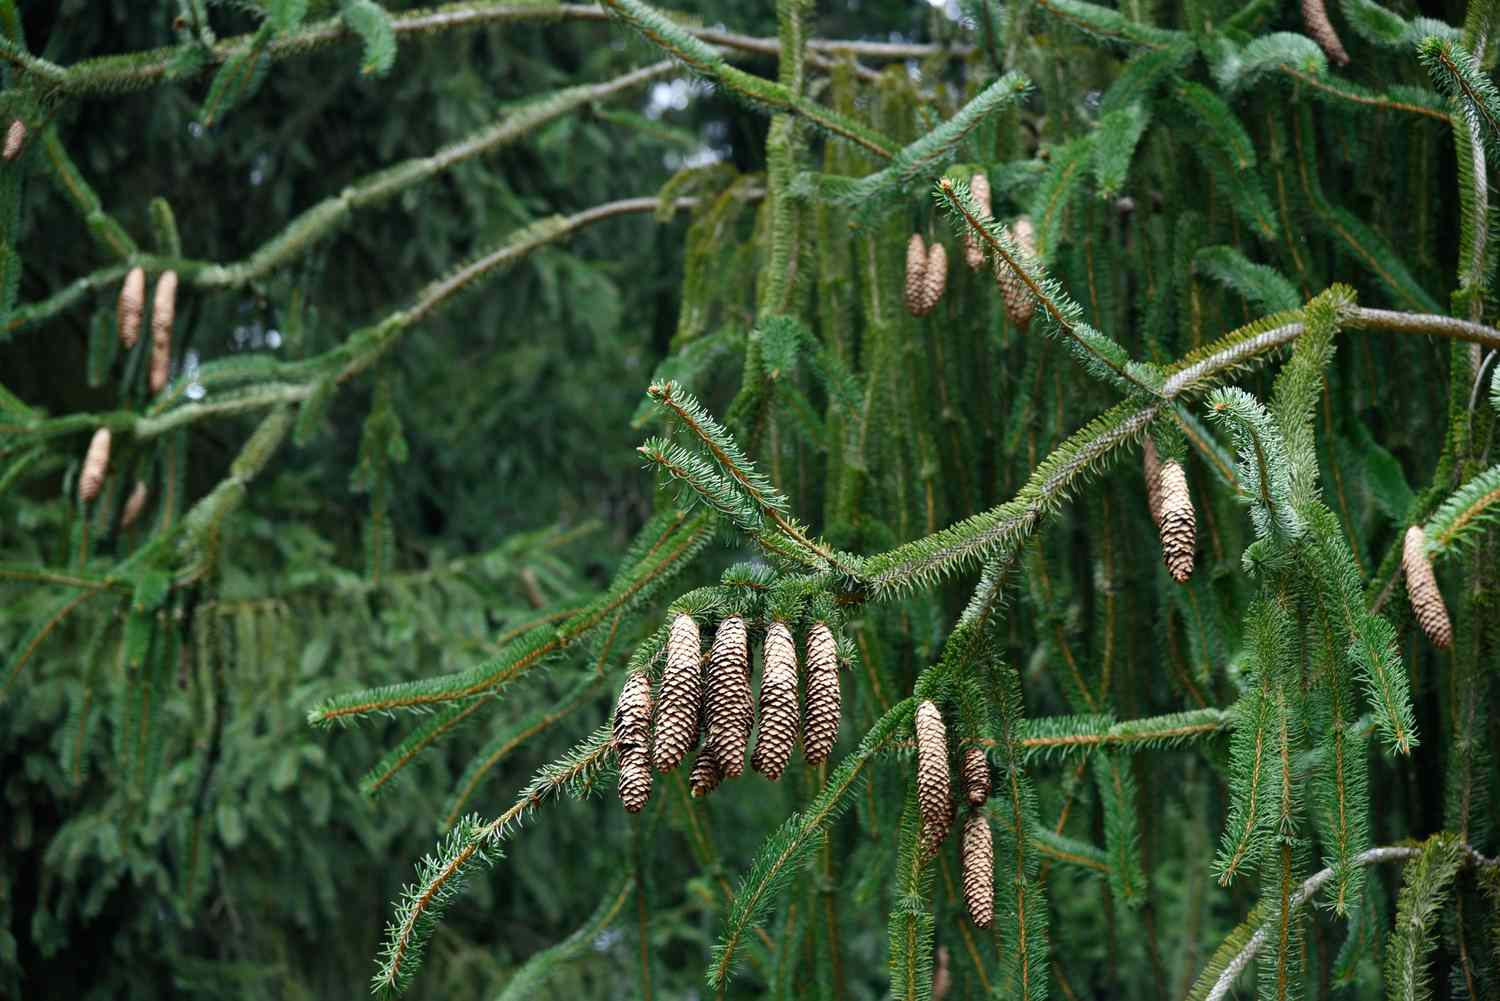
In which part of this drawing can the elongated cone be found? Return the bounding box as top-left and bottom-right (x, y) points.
(2, 119), (23, 161)
(653, 613), (702, 772)
(803, 622), (840, 764)
(933, 946), (952, 1001)
(904, 234), (929, 317)
(920, 243), (948, 315)
(615, 670), (654, 813)
(961, 811), (994, 928)
(1402, 526), (1452, 649)
(150, 270), (178, 393)
(752, 621), (799, 780)
(996, 216), (1037, 332)
(121, 480), (149, 528)
(689, 747), (722, 798)
(705, 615), (753, 777)
(964, 172), (992, 271)
(1301, 0), (1349, 66)
(118, 267), (145, 349)
(915, 700), (952, 849)
(1142, 437), (1165, 527)
(79, 428), (112, 502)
(961, 747), (990, 806)
(1157, 459), (1196, 583)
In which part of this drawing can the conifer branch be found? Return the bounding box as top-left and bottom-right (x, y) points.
(0, 4), (965, 98)
(310, 511), (711, 722)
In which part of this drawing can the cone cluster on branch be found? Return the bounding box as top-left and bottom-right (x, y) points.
(963, 173), (992, 271)
(752, 621), (800, 780)
(118, 267), (145, 349)
(149, 270), (178, 393)
(704, 614), (753, 778)
(915, 700), (953, 850)
(3, 119), (25, 161)
(1143, 438), (1196, 582)
(904, 234), (947, 317)
(802, 622), (840, 764)
(995, 215), (1036, 332)
(614, 670), (653, 813)
(1402, 526), (1452, 649)
(1301, 0), (1350, 66)
(612, 613), (845, 810)
(652, 613), (702, 772)
(79, 428), (112, 503)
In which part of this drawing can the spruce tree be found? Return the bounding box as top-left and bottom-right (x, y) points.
(3, 1), (1500, 999)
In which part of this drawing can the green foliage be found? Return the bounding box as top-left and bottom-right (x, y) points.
(4, 1), (1500, 999)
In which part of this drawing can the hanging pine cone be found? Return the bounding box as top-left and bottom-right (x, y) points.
(1402, 526), (1452, 649)
(615, 670), (654, 813)
(751, 621), (800, 780)
(1156, 458), (1197, 583)
(905, 234), (929, 317)
(689, 747), (723, 798)
(1142, 437), (1165, 527)
(118, 267), (145, 350)
(120, 480), (149, 529)
(803, 621), (840, 764)
(705, 615), (753, 777)
(79, 428), (112, 503)
(904, 234), (948, 317)
(915, 700), (952, 850)
(964, 172), (992, 271)
(150, 270), (178, 393)
(922, 243), (947, 314)
(996, 216), (1037, 332)
(2, 119), (24, 161)
(961, 810), (994, 928)
(1301, 0), (1350, 66)
(653, 613), (702, 773)
(961, 747), (990, 806)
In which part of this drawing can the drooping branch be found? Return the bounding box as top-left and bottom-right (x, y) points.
(0, 2), (966, 99)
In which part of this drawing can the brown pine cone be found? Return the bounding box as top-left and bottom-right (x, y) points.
(961, 747), (990, 806)
(653, 613), (702, 772)
(619, 759), (653, 814)
(79, 428), (112, 503)
(1142, 437), (1165, 527)
(904, 234), (929, 317)
(149, 270), (178, 394)
(915, 700), (952, 850)
(2, 119), (24, 161)
(964, 172), (992, 271)
(705, 615), (753, 777)
(1156, 459), (1196, 583)
(921, 243), (948, 315)
(803, 622), (841, 764)
(118, 267), (145, 350)
(996, 216), (1037, 332)
(614, 670), (654, 813)
(689, 747), (723, 798)
(1402, 526), (1452, 649)
(961, 810), (994, 928)
(752, 621), (800, 780)
(1301, 0), (1350, 66)
(120, 480), (149, 529)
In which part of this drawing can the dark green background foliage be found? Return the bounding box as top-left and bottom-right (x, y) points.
(2, 1), (1499, 1000)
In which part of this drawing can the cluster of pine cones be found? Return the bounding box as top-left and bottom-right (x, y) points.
(75, 267), (179, 515)
(613, 613), (842, 811)
(915, 700), (994, 929)
(907, 171), (1037, 335)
